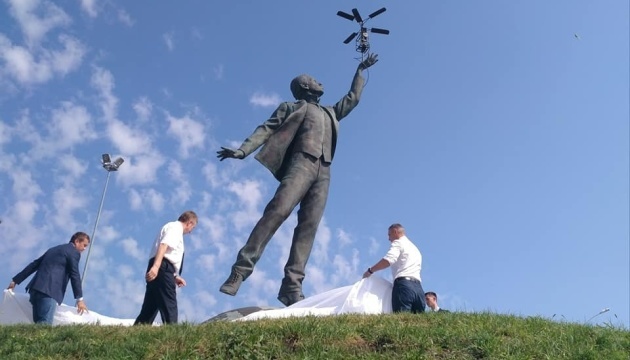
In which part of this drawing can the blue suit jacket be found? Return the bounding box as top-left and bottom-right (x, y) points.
(12, 243), (83, 305)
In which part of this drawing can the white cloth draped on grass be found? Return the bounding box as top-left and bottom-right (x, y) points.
(239, 276), (393, 321)
(0, 290), (136, 326)
(1, 276), (394, 325)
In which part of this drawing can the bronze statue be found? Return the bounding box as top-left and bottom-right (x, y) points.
(217, 53), (378, 306)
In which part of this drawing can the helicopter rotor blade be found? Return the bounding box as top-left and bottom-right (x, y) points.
(351, 8), (364, 23)
(343, 32), (358, 44)
(336, 11), (354, 21)
(367, 7), (387, 19)
(370, 28), (390, 35)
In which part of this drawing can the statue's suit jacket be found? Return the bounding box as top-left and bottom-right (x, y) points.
(239, 70), (365, 181)
(12, 243), (83, 305)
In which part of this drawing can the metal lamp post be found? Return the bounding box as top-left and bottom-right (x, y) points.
(586, 308), (610, 323)
(81, 154), (124, 287)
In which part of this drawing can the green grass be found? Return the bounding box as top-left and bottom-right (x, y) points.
(1, 312), (628, 359)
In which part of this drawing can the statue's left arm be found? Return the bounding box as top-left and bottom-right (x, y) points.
(333, 53), (379, 121)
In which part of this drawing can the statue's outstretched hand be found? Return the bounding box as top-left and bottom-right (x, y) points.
(217, 147), (245, 161)
(359, 53), (379, 70)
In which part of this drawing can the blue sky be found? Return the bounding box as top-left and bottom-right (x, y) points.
(0, 1), (628, 327)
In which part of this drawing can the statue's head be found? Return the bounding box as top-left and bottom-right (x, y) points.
(290, 74), (324, 101)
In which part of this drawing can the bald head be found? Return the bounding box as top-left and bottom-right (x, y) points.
(290, 74), (324, 101)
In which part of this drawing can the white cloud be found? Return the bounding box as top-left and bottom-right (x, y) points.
(336, 228), (353, 247)
(90, 66), (118, 122)
(120, 237), (144, 261)
(190, 28), (203, 40)
(167, 160), (184, 180)
(329, 250), (360, 287)
(108, 119), (153, 156)
(161, 87), (172, 99)
(227, 179), (263, 211)
(0, 37), (44, 83)
(58, 154), (87, 179)
(125, 186), (167, 211)
(311, 218), (332, 263)
(166, 113), (206, 158)
(90, 67), (167, 187)
(249, 92), (282, 108)
(163, 32), (174, 51)
(0, 119), (13, 145)
(226, 179), (264, 231)
(167, 161), (192, 205)
(128, 188), (143, 210)
(6, 0), (71, 46)
(102, 271), (146, 317)
(96, 225), (120, 244)
(304, 266), (328, 294)
(0, 34), (86, 86)
(14, 199), (40, 224)
(79, 0), (98, 18)
(213, 64), (224, 80)
(199, 214), (226, 246)
(116, 153), (166, 186)
(201, 162), (222, 189)
(50, 35), (86, 75)
(133, 97), (152, 122)
(11, 168), (42, 200)
(145, 188), (165, 212)
(117, 9), (134, 27)
(50, 101), (97, 148)
(52, 184), (88, 228)
(178, 290), (217, 323)
(368, 236), (380, 256)
(196, 253), (217, 273)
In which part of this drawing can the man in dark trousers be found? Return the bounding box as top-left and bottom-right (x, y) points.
(363, 224), (426, 313)
(7, 232), (90, 324)
(134, 211), (197, 325)
(217, 54), (379, 306)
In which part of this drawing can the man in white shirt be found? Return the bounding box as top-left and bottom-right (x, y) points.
(134, 211), (197, 325)
(363, 223), (426, 313)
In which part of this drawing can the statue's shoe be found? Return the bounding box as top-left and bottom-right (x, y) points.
(219, 271), (243, 296)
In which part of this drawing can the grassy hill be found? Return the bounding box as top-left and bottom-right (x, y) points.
(1, 312), (628, 359)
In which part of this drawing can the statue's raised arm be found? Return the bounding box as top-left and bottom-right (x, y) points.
(358, 53), (379, 71)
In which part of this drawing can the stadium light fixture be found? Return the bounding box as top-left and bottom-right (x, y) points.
(586, 307), (610, 323)
(82, 153), (124, 286)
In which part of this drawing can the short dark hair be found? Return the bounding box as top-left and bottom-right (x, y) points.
(425, 291), (437, 300)
(178, 210), (198, 223)
(69, 232), (90, 244)
(388, 223), (405, 233)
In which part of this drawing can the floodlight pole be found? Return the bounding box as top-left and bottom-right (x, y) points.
(586, 308), (610, 324)
(82, 155), (124, 287)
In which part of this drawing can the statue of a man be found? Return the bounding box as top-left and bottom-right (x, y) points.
(217, 53), (379, 306)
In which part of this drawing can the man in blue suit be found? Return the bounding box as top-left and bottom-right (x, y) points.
(7, 232), (90, 324)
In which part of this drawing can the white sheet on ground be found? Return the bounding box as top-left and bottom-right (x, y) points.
(2, 277), (394, 324)
(239, 276), (393, 321)
(0, 290), (136, 326)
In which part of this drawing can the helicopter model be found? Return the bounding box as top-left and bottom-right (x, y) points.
(337, 7), (390, 54)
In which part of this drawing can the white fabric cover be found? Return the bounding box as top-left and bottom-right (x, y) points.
(1, 276), (394, 325)
(239, 276), (393, 321)
(0, 290), (136, 326)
